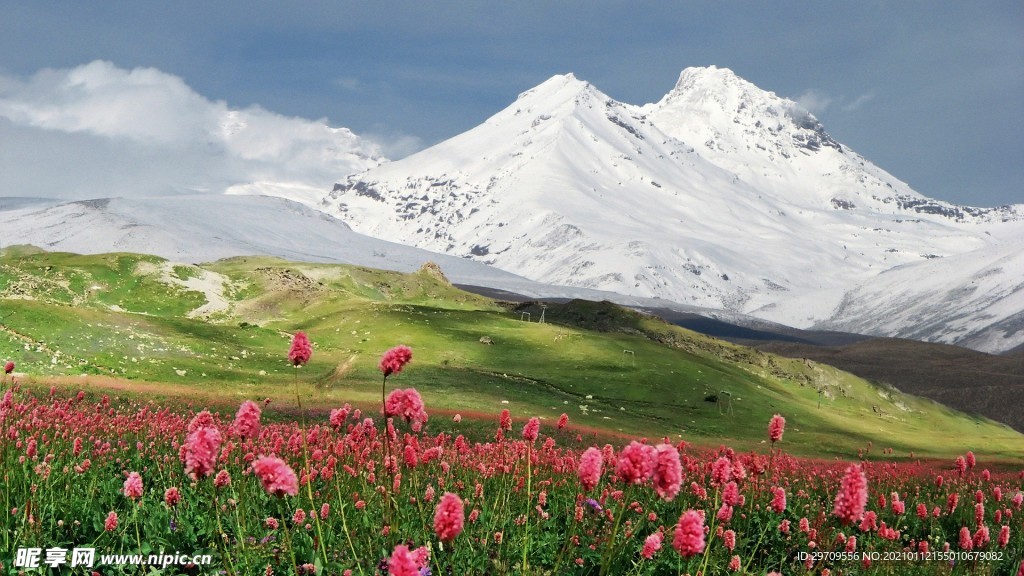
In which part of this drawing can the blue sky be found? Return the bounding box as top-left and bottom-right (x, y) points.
(1, 1), (1021, 206)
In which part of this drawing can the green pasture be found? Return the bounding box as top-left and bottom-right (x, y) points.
(1, 248), (1021, 461)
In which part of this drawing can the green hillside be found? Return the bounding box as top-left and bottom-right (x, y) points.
(1, 247), (1021, 461)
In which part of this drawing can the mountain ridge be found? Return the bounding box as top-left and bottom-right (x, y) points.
(321, 66), (1024, 352)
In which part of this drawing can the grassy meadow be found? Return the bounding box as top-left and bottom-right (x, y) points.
(0, 247), (1020, 462)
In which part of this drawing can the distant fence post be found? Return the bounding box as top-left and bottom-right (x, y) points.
(719, 390), (733, 415)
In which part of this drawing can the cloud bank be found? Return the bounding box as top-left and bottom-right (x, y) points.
(0, 61), (387, 200)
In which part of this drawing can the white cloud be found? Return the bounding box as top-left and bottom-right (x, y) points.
(795, 89), (832, 115)
(795, 88), (876, 116)
(841, 92), (875, 111)
(0, 61), (385, 200)
(363, 128), (425, 159)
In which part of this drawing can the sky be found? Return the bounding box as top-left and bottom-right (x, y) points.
(1, 1), (1021, 207)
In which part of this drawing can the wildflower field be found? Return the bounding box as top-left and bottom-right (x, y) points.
(1, 252), (1023, 574)
(1, 344), (1022, 575)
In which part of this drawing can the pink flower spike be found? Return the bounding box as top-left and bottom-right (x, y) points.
(387, 545), (419, 576)
(288, 331), (313, 366)
(522, 417), (540, 442)
(232, 400), (262, 439)
(768, 413), (785, 443)
(433, 492), (465, 542)
(123, 472), (143, 501)
(616, 441), (654, 485)
(183, 426), (222, 480)
(384, 388), (428, 428)
(673, 509), (706, 557)
(164, 487), (181, 508)
(379, 345), (412, 377)
(578, 447), (603, 492)
(252, 456), (299, 497)
(833, 465), (868, 525)
(651, 443), (682, 501)
(641, 531), (663, 559)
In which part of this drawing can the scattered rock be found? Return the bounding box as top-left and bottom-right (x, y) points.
(479, 336), (494, 345)
(418, 261), (451, 284)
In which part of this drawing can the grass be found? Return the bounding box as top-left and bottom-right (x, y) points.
(1, 248), (1022, 462)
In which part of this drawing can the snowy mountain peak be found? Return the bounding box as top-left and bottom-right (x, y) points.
(496, 73), (614, 126)
(669, 65), (752, 96)
(320, 68), (1024, 353)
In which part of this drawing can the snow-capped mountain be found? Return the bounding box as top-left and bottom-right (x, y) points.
(323, 66), (1024, 352)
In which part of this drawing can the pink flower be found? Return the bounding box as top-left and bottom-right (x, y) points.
(452, 414), (462, 423)
(252, 456), (299, 497)
(557, 413), (569, 429)
(959, 526), (973, 550)
(717, 503), (733, 523)
(998, 525), (1010, 548)
(723, 481), (741, 507)
(231, 400), (261, 439)
(379, 345), (412, 377)
(724, 529), (736, 551)
(187, 410), (216, 434)
(499, 409), (512, 431)
(616, 441), (654, 485)
(123, 472), (143, 501)
(651, 444), (682, 501)
(833, 465), (868, 525)
(214, 470), (231, 489)
(288, 332), (313, 366)
(403, 445), (418, 468)
(183, 426), (222, 480)
(387, 545), (419, 576)
(711, 456), (732, 486)
(768, 413), (785, 443)
(859, 510), (878, 532)
(3, 361), (13, 374)
(955, 455), (967, 476)
(728, 555), (741, 572)
(771, 486), (787, 513)
(973, 525), (990, 548)
(522, 417), (540, 442)
(329, 405), (350, 429)
(916, 502), (928, 520)
(578, 447), (603, 491)
(164, 487), (181, 508)
(965, 451), (976, 469)
(641, 531), (662, 559)
(104, 511), (118, 532)
(384, 388), (428, 428)
(433, 492), (465, 542)
(673, 509), (706, 557)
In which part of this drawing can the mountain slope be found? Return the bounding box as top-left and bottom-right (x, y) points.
(752, 337), (1024, 433)
(2, 249), (1021, 458)
(0, 194), (744, 312)
(323, 67), (1024, 352)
